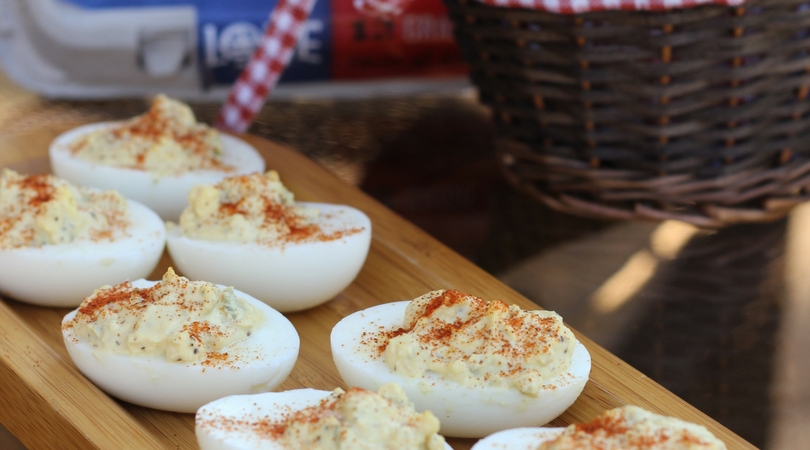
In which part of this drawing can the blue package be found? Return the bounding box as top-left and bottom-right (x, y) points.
(65, 0), (331, 85)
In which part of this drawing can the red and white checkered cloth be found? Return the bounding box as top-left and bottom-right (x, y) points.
(217, 0), (745, 133)
(215, 0), (317, 133)
(486, 0), (742, 13)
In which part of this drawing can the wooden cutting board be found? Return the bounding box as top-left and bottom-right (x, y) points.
(0, 128), (755, 449)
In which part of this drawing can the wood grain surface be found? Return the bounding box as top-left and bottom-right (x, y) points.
(0, 128), (756, 449)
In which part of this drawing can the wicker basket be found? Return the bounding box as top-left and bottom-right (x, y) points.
(444, 0), (810, 227)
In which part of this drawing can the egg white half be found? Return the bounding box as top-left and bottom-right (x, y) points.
(49, 122), (266, 220)
(167, 203), (372, 312)
(62, 280), (300, 413)
(0, 200), (165, 307)
(470, 427), (565, 450)
(330, 301), (591, 438)
(196, 389), (455, 450)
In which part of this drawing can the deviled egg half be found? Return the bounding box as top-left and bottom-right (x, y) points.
(331, 289), (591, 438)
(471, 428), (565, 450)
(196, 383), (453, 450)
(0, 169), (165, 307)
(61, 268), (300, 413)
(48, 94), (265, 220)
(166, 171), (371, 312)
(471, 405), (727, 449)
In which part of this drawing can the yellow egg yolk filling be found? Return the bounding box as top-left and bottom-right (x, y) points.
(375, 289), (576, 396)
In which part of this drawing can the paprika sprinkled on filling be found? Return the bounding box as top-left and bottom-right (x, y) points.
(538, 405), (727, 449)
(364, 289), (576, 396)
(174, 171), (364, 245)
(196, 384), (447, 450)
(69, 94), (229, 176)
(63, 267), (263, 365)
(0, 169), (128, 249)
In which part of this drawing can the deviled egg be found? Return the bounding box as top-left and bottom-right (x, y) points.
(196, 383), (453, 450)
(166, 171), (371, 312)
(0, 169), (165, 307)
(48, 95), (265, 220)
(471, 405), (727, 449)
(471, 427), (564, 450)
(61, 268), (300, 413)
(331, 290), (591, 438)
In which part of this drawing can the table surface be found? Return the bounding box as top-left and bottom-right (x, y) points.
(0, 121), (756, 449)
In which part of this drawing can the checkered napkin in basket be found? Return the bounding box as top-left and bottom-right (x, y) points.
(216, 0), (746, 133)
(489, 0), (743, 13)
